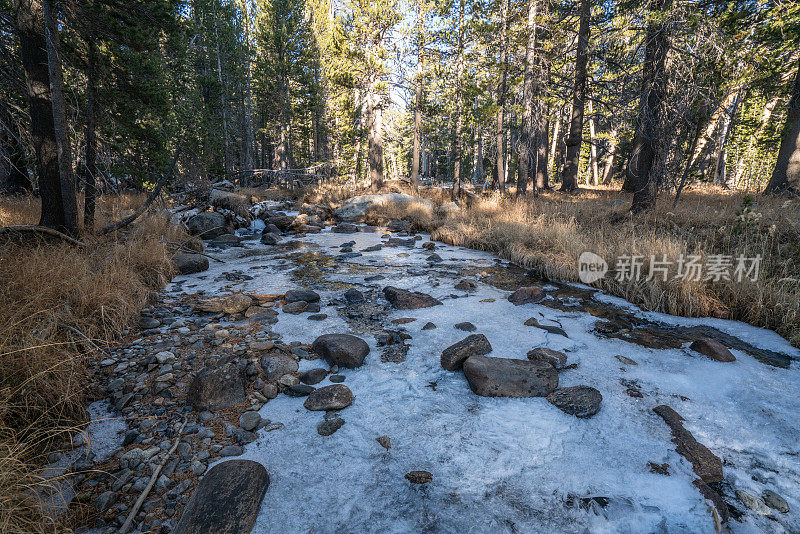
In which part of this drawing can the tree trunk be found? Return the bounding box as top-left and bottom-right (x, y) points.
(601, 127), (618, 184)
(765, 56), (800, 194)
(588, 99), (599, 186)
(410, 6), (424, 191)
(535, 107), (550, 190)
(369, 90), (384, 190)
(212, 1), (231, 174)
(452, 0), (465, 199)
(495, 0), (510, 193)
(713, 86), (744, 189)
(628, 0), (672, 213)
(560, 0), (591, 192)
(15, 0), (73, 233)
(83, 21), (98, 229)
(518, 0), (545, 196)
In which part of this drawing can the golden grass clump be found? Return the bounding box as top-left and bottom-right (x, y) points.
(0, 194), (185, 532)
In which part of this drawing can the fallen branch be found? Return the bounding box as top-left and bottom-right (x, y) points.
(119, 417), (188, 534)
(166, 241), (226, 263)
(99, 146), (182, 235)
(0, 225), (86, 246)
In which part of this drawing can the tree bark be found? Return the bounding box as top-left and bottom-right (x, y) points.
(83, 20), (98, 229)
(560, 0), (590, 192)
(713, 86), (744, 189)
(410, 5), (424, 191)
(765, 56), (800, 194)
(628, 0), (672, 213)
(369, 89), (384, 190)
(15, 0), (72, 233)
(588, 99), (599, 185)
(495, 0), (510, 193)
(518, 0), (545, 196)
(452, 0), (465, 199)
(601, 127), (618, 184)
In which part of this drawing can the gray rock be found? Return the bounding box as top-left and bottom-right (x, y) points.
(653, 405), (723, 484)
(344, 288), (365, 304)
(239, 411), (261, 432)
(462, 355), (558, 397)
(527, 348), (568, 369)
(547, 386), (602, 418)
(304, 384), (354, 411)
(422, 322), (437, 330)
(174, 460), (269, 534)
(173, 253), (210, 275)
(690, 338), (736, 362)
(299, 368), (328, 385)
(94, 490), (116, 512)
(218, 445), (243, 457)
(260, 232), (280, 245)
(376, 436), (391, 450)
(454, 322), (476, 332)
(187, 361), (247, 412)
(329, 374), (345, 383)
(285, 384), (315, 397)
(186, 212), (228, 240)
(405, 471), (433, 484)
(317, 417), (344, 436)
(383, 286), (442, 309)
(736, 490), (771, 515)
(138, 317), (161, 329)
(440, 334), (492, 371)
(311, 334), (370, 369)
(762, 489), (789, 513)
(285, 289), (320, 303)
(308, 313), (328, 321)
(259, 354), (298, 382)
(282, 301), (308, 314)
(332, 223), (359, 233)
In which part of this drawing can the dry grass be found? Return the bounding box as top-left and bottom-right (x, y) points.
(301, 182), (800, 348)
(0, 194), (185, 532)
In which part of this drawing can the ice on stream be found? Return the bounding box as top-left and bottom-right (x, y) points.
(167, 222), (800, 533)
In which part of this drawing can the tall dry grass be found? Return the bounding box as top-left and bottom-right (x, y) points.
(0, 194), (185, 532)
(303, 183), (799, 348)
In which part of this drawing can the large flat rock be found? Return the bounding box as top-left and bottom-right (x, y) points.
(383, 286), (442, 309)
(187, 361), (246, 411)
(174, 460), (269, 534)
(312, 334), (370, 368)
(462, 355), (558, 397)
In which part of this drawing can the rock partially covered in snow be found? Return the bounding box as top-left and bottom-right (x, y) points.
(527, 348), (568, 369)
(312, 334), (370, 369)
(462, 355), (558, 397)
(334, 193), (434, 222)
(689, 338), (735, 362)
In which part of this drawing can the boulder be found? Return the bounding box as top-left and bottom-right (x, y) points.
(462, 355), (558, 397)
(260, 232), (280, 245)
(689, 338), (735, 362)
(264, 214), (297, 231)
(334, 193), (434, 222)
(311, 334), (370, 369)
(186, 212), (228, 240)
(173, 460), (269, 534)
(527, 348), (568, 369)
(259, 354), (298, 382)
(383, 286), (442, 309)
(187, 361), (247, 411)
(653, 405), (723, 484)
(508, 286), (545, 305)
(282, 301), (307, 314)
(304, 384), (354, 411)
(440, 334), (492, 371)
(332, 223), (359, 234)
(173, 253), (209, 275)
(547, 386), (602, 417)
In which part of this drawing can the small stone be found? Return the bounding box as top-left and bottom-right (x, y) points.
(454, 322), (476, 332)
(299, 368), (328, 385)
(736, 490), (771, 515)
(173, 253), (210, 275)
(508, 286), (545, 305)
(329, 374), (345, 383)
(285, 289), (320, 303)
(304, 384), (354, 411)
(285, 384), (315, 397)
(547, 386), (602, 418)
(317, 417), (344, 436)
(527, 348), (568, 369)
(383, 286), (442, 309)
(422, 322), (437, 330)
(260, 354), (298, 382)
(308, 313), (328, 321)
(155, 351), (176, 364)
(690, 338), (736, 362)
(262, 383), (278, 399)
(647, 462), (670, 475)
(762, 489), (789, 513)
(282, 301), (308, 314)
(94, 490), (116, 512)
(239, 411), (261, 431)
(139, 317), (161, 329)
(218, 445), (243, 457)
(344, 288), (365, 304)
(524, 317), (540, 327)
(279, 374), (299, 387)
(615, 355), (638, 365)
(376, 436), (391, 450)
(440, 334), (492, 371)
(405, 471), (433, 484)
(454, 279), (476, 291)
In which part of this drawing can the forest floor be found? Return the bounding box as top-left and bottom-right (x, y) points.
(2, 184), (799, 533)
(42, 195), (799, 533)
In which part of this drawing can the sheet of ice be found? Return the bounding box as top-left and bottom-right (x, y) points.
(173, 223), (799, 533)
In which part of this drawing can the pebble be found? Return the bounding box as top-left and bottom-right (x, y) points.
(218, 445), (243, 457)
(317, 417), (344, 436)
(761, 489), (789, 513)
(329, 374), (345, 383)
(239, 411), (262, 431)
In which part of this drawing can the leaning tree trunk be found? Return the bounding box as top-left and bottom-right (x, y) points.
(495, 0), (510, 193)
(628, 0), (672, 213)
(15, 0), (74, 233)
(764, 56), (800, 194)
(560, 0), (591, 192)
